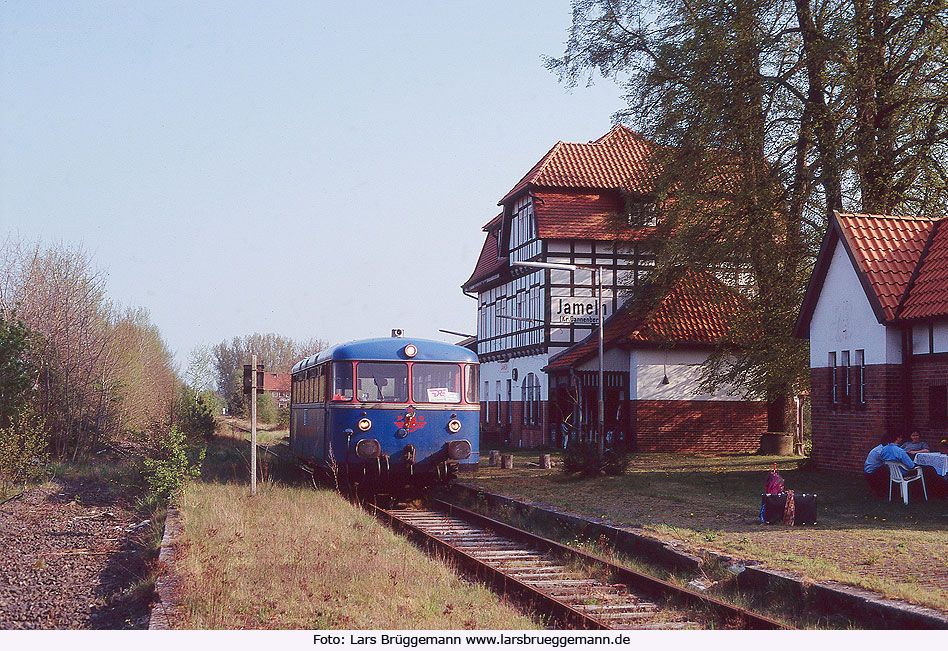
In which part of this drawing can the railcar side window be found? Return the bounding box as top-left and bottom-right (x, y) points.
(357, 362), (408, 402)
(307, 368), (318, 403)
(332, 362), (354, 401)
(318, 363), (329, 402)
(464, 364), (478, 404)
(413, 363), (461, 403)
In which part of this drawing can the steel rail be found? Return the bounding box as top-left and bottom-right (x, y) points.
(368, 502), (610, 629)
(429, 499), (787, 630)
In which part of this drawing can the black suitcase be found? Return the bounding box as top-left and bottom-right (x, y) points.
(761, 492), (818, 525)
(794, 493), (818, 525)
(760, 492), (786, 524)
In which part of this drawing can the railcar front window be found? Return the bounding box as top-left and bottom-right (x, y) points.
(464, 364), (478, 404)
(357, 362), (408, 402)
(332, 362), (354, 401)
(413, 363), (461, 403)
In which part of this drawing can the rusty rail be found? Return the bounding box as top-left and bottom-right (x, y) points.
(369, 500), (787, 630)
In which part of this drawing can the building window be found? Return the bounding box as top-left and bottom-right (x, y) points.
(496, 380), (500, 425)
(841, 350), (851, 403)
(855, 349), (866, 404)
(930, 385), (947, 429)
(828, 352), (837, 405)
(506, 379), (512, 425)
(522, 373), (540, 426)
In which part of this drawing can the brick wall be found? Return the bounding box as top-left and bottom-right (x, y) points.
(632, 400), (767, 454)
(480, 401), (551, 448)
(809, 363), (905, 472)
(906, 356), (948, 444)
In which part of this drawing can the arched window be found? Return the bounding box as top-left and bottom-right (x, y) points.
(522, 373), (540, 426)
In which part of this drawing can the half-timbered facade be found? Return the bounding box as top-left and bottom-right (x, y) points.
(463, 126), (767, 450)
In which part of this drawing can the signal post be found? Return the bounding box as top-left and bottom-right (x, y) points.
(243, 357), (265, 496)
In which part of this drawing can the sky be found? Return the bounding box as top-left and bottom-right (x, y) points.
(0, 1), (626, 369)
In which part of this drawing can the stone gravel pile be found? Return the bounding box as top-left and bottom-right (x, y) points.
(0, 478), (155, 629)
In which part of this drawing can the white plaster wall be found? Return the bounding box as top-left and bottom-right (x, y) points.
(631, 348), (751, 401)
(479, 354), (550, 402)
(570, 347), (629, 373)
(809, 240), (898, 367)
(934, 322), (948, 353)
(912, 321), (948, 354)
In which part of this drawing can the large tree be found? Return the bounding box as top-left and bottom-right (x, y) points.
(550, 0), (948, 425)
(212, 333), (325, 415)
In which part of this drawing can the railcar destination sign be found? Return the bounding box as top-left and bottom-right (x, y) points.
(551, 297), (611, 325)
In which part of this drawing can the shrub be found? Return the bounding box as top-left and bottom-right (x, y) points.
(561, 439), (628, 477)
(180, 387), (218, 440)
(276, 406), (290, 428)
(143, 425), (205, 500)
(255, 391), (276, 425)
(0, 406), (48, 486)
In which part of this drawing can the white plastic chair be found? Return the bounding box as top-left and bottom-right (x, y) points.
(885, 461), (928, 504)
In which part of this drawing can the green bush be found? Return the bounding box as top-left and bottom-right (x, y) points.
(180, 387), (218, 440)
(255, 391), (276, 425)
(0, 406), (48, 486)
(143, 425), (205, 500)
(276, 406), (290, 428)
(561, 439), (628, 477)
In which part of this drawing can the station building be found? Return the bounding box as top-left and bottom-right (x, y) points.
(463, 126), (767, 452)
(795, 212), (948, 471)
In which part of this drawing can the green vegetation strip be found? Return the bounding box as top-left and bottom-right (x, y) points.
(176, 482), (540, 629)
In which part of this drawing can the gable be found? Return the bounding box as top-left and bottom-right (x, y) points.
(808, 240), (900, 366)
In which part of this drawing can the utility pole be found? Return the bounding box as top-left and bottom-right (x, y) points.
(251, 353), (257, 496)
(243, 356), (264, 496)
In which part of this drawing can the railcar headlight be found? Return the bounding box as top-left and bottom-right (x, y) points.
(357, 417), (372, 432)
(447, 418), (462, 433)
(355, 438), (381, 460)
(403, 344), (417, 358)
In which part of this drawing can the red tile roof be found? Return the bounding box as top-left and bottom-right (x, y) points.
(897, 221), (948, 320)
(546, 270), (741, 370)
(499, 125), (656, 204)
(463, 225), (505, 290)
(836, 213), (939, 321)
(533, 190), (654, 241)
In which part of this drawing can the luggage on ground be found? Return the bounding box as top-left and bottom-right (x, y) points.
(759, 492), (818, 525)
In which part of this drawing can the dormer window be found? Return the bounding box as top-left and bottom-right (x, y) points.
(626, 200), (658, 227)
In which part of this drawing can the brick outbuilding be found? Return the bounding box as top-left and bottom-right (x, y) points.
(795, 211), (948, 471)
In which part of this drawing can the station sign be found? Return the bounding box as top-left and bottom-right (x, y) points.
(551, 297), (611, 325)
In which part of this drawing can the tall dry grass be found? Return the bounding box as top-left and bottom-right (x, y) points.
(177, 483), (538, 629)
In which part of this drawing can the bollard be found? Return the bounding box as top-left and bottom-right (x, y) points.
(488, 450), (500, 467)
(500, 454), (514, 469)
(539, 454), (551, 469)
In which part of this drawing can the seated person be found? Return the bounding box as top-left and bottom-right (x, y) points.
(901, 430), (930, 457)
(864, 432), (916, 497)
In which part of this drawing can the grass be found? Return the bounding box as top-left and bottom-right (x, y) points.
(174, 436), (539, 629)
(468, 447), (948, 614)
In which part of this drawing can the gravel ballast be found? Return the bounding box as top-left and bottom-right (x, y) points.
(0, 478), (155, 629)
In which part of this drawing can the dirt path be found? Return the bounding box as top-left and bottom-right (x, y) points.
(0, 478), (155, 629)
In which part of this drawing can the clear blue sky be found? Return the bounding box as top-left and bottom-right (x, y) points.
(1, 1), (625, 367)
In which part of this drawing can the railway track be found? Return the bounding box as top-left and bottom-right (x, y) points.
(370, 499), (787, 630)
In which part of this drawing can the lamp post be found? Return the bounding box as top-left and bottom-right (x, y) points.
(512, 260), (605, 456)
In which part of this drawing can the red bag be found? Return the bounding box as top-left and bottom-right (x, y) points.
(765, 462), (784, 494)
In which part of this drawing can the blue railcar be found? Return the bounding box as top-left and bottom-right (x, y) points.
(289, 335), (479, 493)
